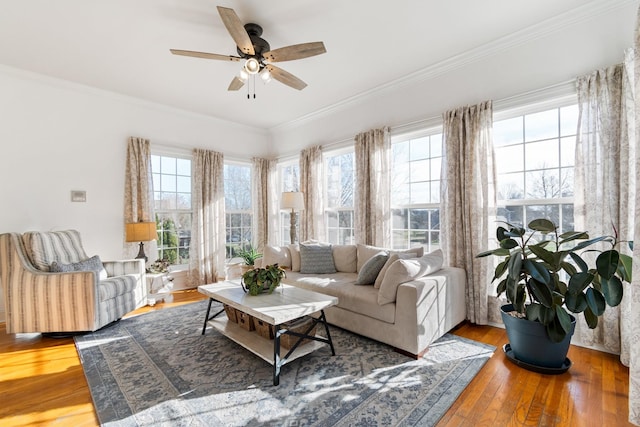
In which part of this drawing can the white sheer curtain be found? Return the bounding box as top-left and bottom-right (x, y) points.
(189, 149), (225, 285)
(251, 157), (278, 252)
(124, 136), (156, 260)
(299, 145), (325, 242)
(354, 127), (391, 247)
(575, 52), (636, 360)
(440, 100), (496, 324)
(629, 8), (640, 423)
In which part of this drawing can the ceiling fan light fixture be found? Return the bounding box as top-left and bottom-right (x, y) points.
(239, 69), (249, 81)
(244, 58), (260, 75)
(260, 69), (271, 83)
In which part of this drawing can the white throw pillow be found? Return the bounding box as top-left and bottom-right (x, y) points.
(374, 252), (416, 289)
(288, 244), (301, 272)
(262, 246), (291, 269)
(377, 249), (444, 305)
(357, 244), (424, 272)
(332, 245), (357, 273)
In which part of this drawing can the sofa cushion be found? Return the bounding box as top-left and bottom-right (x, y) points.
(99, 275), (139, 301)
(378, 249), (444, 305)
(356, 244), (424, 272)
(23, 230), (88, 272)
(300, 243), (337, 274)
(355, 251), (388, 285)
(262, 246), (291, 269)
(50, 255), (108, 280)
(288, 244), (301, 271)
(332, 245), (357, 273)
(284, 272), (395, 324)
(374, 252), (420, 289)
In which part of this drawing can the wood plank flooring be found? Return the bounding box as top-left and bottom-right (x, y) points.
(0, 289), (632, 426)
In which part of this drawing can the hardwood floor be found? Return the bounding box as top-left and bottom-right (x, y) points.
(0, 289), (632, 426)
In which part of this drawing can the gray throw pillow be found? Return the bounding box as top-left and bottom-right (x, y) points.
(51, 255), (108, 280)
(299, 243), (337, 274)
(355, 251), (388, 285)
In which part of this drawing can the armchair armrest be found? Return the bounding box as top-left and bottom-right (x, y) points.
(103, 259), (145, 277)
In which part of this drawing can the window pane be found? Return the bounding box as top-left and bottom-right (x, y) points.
(430, 134), (442, 157)
(410, 159), (429, 182)
(392, 230), (407, 249)
(498, 172), (524, 200)
(526, 169), (561, 199)
(562, 204), (574, 232)
(392, 209), (408, 229)
(494, 117), (523, 146)
(177, 176), (191, 193)
(430, 210), (440, 230)
(161, 157), (176, 174)
(526, 204), (559, 225)
(525, 109), (558, 142)
(525, 139), (559, 169)
(410, 182), (428, 204)
(410, 137), (429, 160)
(495, 145), (524, 174)
(498, 206), (524, 227)
(430, 181), (440, 204)
(161, 174), (176, 192)
(560, 105), (579, 137)
(560, 136), (575, 167)
(430, 158), (441, 181)
(177, 193), (191, 209)
(410, 209), (428, 229)
(176, 158), (190, 175)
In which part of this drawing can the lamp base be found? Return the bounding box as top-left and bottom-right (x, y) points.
(289, 210), (298, 243)
(135, 242), (148, 263)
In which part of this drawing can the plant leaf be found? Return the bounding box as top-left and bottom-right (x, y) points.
(523, 259), (551, 285)
(596, 250), (619, 280)
(528, 218), (556, 233)
(585, 288), (606, 316)
(559, 231), (589, 245)
(568, 272), (594, 295)
(500, 238), (519, 250)
(555, 306), (572, 334)
(583, 306), (599, 329)
(497, 226), (508, 241)
(529, 244), (555, 266)
(528, 278), (553, 308)
(568, 252), (588, 273)
(508, 252), (522, 281)
(601, 276), (623, 307)
(546, 318), (567, 343)
(560, 261), (577, 276)
(526, 303), (542, 322)
(565, 292), (588, 313)
(493, 260), (509, 282)
(618, 253), (633, 282)
(571, 235), (610, 252)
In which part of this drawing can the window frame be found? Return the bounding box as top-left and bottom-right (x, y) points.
(224, 161), (253, 258)
(323, 146), (356, 245)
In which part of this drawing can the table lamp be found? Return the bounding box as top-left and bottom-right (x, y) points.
(125, 221), (157, 262)
(281, 192), (305, 243)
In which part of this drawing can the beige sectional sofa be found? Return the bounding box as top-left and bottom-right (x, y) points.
(255, 242), (467, 358)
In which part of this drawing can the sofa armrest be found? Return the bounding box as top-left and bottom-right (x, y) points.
(103, 259), (145, 277)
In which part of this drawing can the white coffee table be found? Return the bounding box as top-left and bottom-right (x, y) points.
(198, 280), (338, 385)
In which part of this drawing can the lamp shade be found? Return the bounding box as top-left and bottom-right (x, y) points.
(125, 221), (157, 242)
(281, 192), (305, 210)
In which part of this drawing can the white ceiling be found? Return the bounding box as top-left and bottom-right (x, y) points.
(0, 0), (616, 130)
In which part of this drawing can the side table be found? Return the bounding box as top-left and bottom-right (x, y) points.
(146, 272), (174, 306)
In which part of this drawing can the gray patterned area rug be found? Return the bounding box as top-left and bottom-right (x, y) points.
(75, 300), (494, 427)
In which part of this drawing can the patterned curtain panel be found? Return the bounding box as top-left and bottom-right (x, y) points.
(632, 15), (640, 422)
(440, 100), (496, 325)
(299, 145), (325, 242)
(189, 149), (225, 285)
(354, 127), (391, 247)
(124, 137), (156, 260)
(251, 157), (277, 252)
(575, 51), (636, 362)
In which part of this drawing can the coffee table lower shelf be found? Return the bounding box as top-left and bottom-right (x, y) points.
(207, 315), (327, 364)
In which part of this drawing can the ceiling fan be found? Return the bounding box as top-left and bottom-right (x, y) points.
(170, 6), (326, 93)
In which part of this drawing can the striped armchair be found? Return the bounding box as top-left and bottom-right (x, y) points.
(0, 230), (146, 334)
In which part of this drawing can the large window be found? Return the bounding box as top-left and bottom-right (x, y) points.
(151, 154), (192, 265)
(224, 163), (252, 257)
(494, 104), (578, 232)
(325, 149), (355, 244)
(279, 162), (300, 244)
(391, 132), (442, 252)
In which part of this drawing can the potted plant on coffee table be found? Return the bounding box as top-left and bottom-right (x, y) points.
(241, 264), (286, 296)
(477, 218), (631, 373)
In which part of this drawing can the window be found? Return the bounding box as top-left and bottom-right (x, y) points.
(325, 149), (355, 244)
(391, 132), (442, 252)
(279, 162), (300, 244)
(151, 154), (192, 265)
(224, 163), (252, 257)
(494, 104), (578, 232)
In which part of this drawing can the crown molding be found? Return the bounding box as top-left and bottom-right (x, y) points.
(270, 0), (635, 134)
(0, 63), (268, 136)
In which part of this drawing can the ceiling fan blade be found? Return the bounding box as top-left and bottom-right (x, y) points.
(217, 6), (254, 56)
(228, 76), (245, 91)
(170, 49), (242, 62)
(263, 42), (326, 62)
(266, 65), (307, 90)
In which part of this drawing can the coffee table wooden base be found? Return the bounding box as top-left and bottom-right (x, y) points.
(201, 297), (335, 385)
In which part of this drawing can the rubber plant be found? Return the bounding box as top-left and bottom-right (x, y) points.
(477, 218), (632, 343)
(241, 263), (286, 296)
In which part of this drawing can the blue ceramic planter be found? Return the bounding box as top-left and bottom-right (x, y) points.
(501, 304), (575, 369)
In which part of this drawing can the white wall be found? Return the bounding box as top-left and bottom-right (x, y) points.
(0, 68), (269, 321)
(269, 2), (635, 156)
